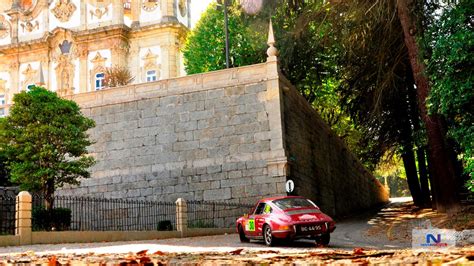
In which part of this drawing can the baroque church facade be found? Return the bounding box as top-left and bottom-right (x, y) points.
(0, 0), (191, 117)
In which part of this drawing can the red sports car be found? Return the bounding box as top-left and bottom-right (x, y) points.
(236, 196), (336, 246)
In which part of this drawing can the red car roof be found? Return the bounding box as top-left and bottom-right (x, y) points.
(260, 195), (306, 202)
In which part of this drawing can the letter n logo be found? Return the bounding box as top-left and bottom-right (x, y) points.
(426, 234), (441, 244)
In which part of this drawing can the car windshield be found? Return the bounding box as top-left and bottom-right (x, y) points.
(272, 198), (316, 210)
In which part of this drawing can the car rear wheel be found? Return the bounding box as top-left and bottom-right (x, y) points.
(263, 224), (275, 246)
(316, 233), (330, 246)
(238, 225), (250, 242)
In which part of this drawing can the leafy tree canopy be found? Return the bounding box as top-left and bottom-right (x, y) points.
(184, 0), (369, 168)
(0, 87), (95, 206)
(183, 2), (267, 74)
(426, 1), (473, 190)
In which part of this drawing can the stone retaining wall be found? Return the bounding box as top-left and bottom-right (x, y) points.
(58, 60), (388, 216)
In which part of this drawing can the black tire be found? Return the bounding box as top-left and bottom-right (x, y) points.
(238, 225), (250, 243)
(316, 233), (330, 246)
(263, 224), (275, 246)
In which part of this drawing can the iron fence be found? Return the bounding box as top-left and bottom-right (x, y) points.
(0, 194), (16, 235)
(32, 195), (176, 232)
(187, 200), (254, 228)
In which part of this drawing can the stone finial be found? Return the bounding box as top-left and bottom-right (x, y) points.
(267, 19), (279, 59)
(36, 62), (45, 87)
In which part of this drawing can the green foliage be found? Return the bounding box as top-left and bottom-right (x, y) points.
(0, 152), (11, 186)
(0, 86), (95, 200)
(32, 206), (72, 231)
(426, 1), (474, 191)
(183, 2), (267, 74)
(184, 0), (367, 167)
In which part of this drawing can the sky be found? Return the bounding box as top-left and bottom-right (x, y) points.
(190, 0), (214, 28)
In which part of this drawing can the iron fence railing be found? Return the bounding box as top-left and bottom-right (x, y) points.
(0, 194), (16, 235)
(187, 200), (254, 228)
(32, 195), (176, 232)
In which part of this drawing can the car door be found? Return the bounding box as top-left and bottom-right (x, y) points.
(254, 202), (272, 237)
(245, 202), (265, 237)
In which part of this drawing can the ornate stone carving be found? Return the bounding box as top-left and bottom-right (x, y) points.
(142, 49), (158, 70)
(75, 44), (89, 59)
(9, 61), (20, 71)
(90, 52), (107, 89)
(88, 0), (111, 8)
(55, 54), (75, 96)
(141, 49), (160, 81)
(19, 0), (36, 11)
(21, 64), (37, 89)
(110, 39), (130, 54)
(0, 15), (10, 39)
(90, 7), (108, 19)
(142, 0), (158, 12)
(0, 79), (6, 94)
(178, 0), (186, 17)
(20, 19), (39, 32)
(52, 0), (77, 22)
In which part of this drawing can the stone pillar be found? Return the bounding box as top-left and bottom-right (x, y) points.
(161, 41), (178, 79)
(175, 198), (187, 236)
(131, 0), (141, 27)
(161, 0), (176, 21)
(77, 46), (89, 93)
(111, 40), (129, 67)
(80, 0), (87, 30)
(112, 0), (125, 25)
(8, 13), (19, 44)
(9, 61), (20, 96)
(129, 44), (140, 84)
(15, 191), (32, 245)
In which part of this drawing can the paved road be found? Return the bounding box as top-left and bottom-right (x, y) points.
(0, 198), (412, 256)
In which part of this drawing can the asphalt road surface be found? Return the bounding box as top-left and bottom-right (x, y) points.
(0, 198), (412, 257)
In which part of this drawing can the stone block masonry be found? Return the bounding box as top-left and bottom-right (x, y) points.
(59, 62), (288, 204)
(58, 60), (388, 216)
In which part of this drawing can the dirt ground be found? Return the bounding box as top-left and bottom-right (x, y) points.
(366, 200), (474, 245)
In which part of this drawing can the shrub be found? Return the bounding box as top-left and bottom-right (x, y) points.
(32, 207), (71, 231)
(157, 220), (173, 231)
(103, 66), (134, 87)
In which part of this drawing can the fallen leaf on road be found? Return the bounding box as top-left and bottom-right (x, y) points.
(257, 250), (280, 254)
(229, 249), (244, 255)
(153, 250), (166, 255)
(48, 255), (57, 266)
(353, 247), (365, 255)
(136, 249), (148, 256)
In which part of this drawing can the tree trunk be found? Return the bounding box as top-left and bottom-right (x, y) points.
(426, 150), (439, 210)
(396, 0), (460, 213)
(44, 179), (55, 211)
(401, 147), (423, 207)
(416, 147), (431, 207)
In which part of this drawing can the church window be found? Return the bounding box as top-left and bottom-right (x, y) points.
(95, 73), (105, 90)
(0, 95), (4, 105)
(26, 84), (35, 91)
(146, 70), (157, 82)
(0, 108), (4, 117)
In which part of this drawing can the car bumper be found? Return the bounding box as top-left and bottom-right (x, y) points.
(273, 223), (336, 239)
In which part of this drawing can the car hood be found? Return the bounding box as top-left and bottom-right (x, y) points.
(285, 208), (333, 223)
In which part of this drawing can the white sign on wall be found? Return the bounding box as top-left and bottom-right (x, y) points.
(285, 180), (294, 193)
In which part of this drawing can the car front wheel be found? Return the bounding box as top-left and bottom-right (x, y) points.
(316, 233), (330, 246)
(263, 224), (275, 246)
(238, 225), (250, 242)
